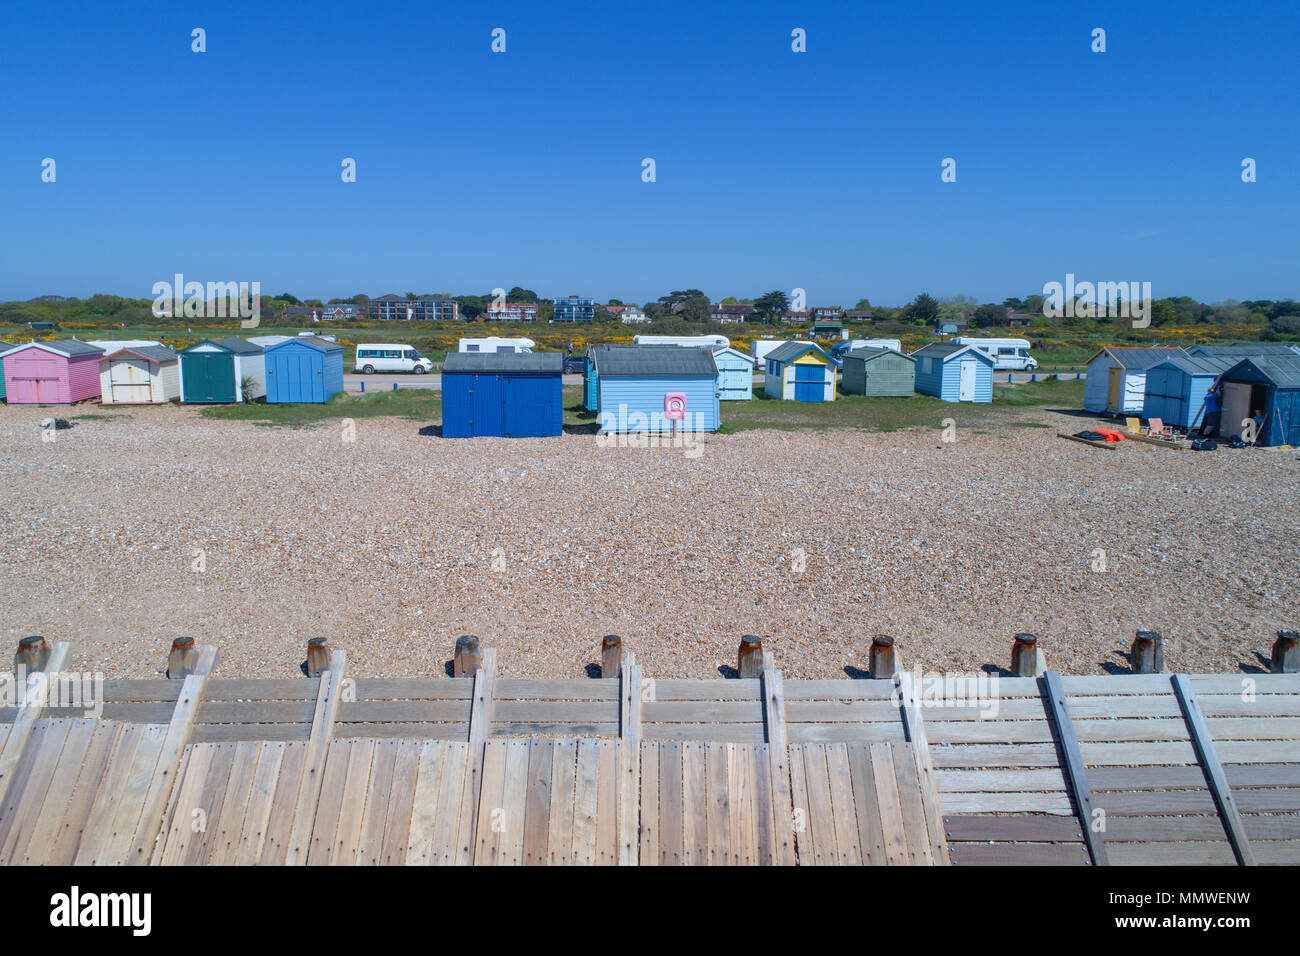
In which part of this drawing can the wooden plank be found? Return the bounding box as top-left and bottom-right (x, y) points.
(158, 743), (215, 866)
(0, 718), (73, 863)
(846, 743), (887, 864)
(379, 740), (420, 865)
(180, 740), (235, 866)
(787, 744), (811, 865)
(761, 659), (796, 866)
(356, 739), (397, 865)
(253, 741), (306, 865)
(201, 678), (318, 700)
(546, 739), (577, 865)
(644, 679), (762, 700)
(824, 743), (861, 865)
(136, 649), (219, 866)
(595, 739), (619, 865)
(330, 738), (376, 864)
(617, 659), (642, 865)
(680, 741), (707, 866)
(1171, 673), (1256, 866)
(1107, 841), (1237, 866)
(799, 744), (837, 865)
(305, 740), (352, 866)
(571, 738), (600, 865)
(284, 650), (347, 866)
(96, 723), (168, 865)
(949, 842), (1091, 866)
(435, 743), (473, 865)
(641, 701), (764, 722)
(522, 739), (554, 865)
(943, 814), (1084, 843)
(1041, 670), (1107, 866)
(705, 741), (730, 866)
(42, 720), (121, 866)
(458, 647), (496, 863)
(657, 741), (682, 865)
(206, 739), (260, 864)
(0, 641), (70, 807)
(473, 739), (509, 865)
(234, 741), (284, 865)
(892, 743), (934, 865)
(896, 671), (949, 865)
(870, 742), (909, 865)
(493, 678), (619, 700)
(349, 678), (473, 700)
(639, 742), (659, 866)
(500, 740), (531, 866)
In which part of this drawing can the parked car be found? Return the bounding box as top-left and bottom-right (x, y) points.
(562, 355), (586, 375)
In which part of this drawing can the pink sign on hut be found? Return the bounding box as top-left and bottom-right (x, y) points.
(664, 392), (687, 420)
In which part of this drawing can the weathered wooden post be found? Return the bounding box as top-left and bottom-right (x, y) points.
(15, 636), (49, 675)
(737, 635), (764, 678)
(869, 634), (899, 679)
(453, 635), (482, 677)
(1010, 633), (1045, 677)
(1130, 630), (1165, 674)
(601, 635), (622, 678)
(1272, 631), (1300, 674)
(166, 637), (199, 679)
(306, 637), (331, 678)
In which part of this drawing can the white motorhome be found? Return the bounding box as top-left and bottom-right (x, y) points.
(458, 336), (535, 354)
(633, 334), (729, 349)
(951, 337), (1038, 371)
(749, 339), (790, 369)
(355, 344), (434, 374)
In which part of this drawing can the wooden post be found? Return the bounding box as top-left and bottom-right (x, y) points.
(453, 635), (481, 677)
(869, 635), (899, 679)
(617, 651), (642, 865)
(14, 636), (49, 675)
(1010, 633), (1045, 677)
(305, 637), (331, 678)
(1130, 630), (1165, 674)
(1272, 631), (1300, 674)
(166, 637), (198, 679)
(601, 635), (623, 678)
(737, 635), (764, 678)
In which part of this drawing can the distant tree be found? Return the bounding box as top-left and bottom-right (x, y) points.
(720, 296), (739, 305)
(972, 304), (1009, 327)
(507, 286), (538, 303)
(937, 302), (967, 325)
(678, 294), (710, 322)
(904, 293), (939, 325)
(277, 293), (301, 305)
(607, 298), (624, 306)
(752, 290), (789, 323)
(853, 298), (873, 311)
(1263, 315), (1300, 339)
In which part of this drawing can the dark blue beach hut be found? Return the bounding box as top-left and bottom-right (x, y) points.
(441, 351), (564, 438)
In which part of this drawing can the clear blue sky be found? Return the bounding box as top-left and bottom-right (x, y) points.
(2, 0), (1297, 307)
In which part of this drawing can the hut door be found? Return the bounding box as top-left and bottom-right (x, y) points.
(793, 363), (823, 402)
(110, 357), (153, 404)
(959, 358), (977, 401)
(1108, 367), (1123, 410)
(1221, 382), (1253, 440)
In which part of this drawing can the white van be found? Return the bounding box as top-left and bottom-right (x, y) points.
(951, 337), (1038, 371)
(355, 344), (434, 374)
(750, 339), (789, 369)
(459, 336), (535, 354)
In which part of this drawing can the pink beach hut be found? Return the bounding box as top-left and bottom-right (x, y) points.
(0, 340), (105, 404)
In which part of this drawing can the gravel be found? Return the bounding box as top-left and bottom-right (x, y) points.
(1, 405), (1296, 680)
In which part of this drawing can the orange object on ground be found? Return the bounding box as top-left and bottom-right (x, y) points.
(1093, 428), (1127, 442)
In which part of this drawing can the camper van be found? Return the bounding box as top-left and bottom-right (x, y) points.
(951, 337), (1038, 371)
(749, 339), (790, 370)
(830, 338), (903, 364)
(458, 337), (535, 354)
(632, 334), (730, 349)
(355, 344), (434, 374)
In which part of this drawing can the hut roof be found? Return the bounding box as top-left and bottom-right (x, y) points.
(442, 352), (563, 373)
(1087, 346), (1186, 370)
(102, 345), (178, 364)
(212, 337), (264, 355)
(844, 346), (913, 363)
(765, 342), (830, 364)
(595, 347), (718, 377)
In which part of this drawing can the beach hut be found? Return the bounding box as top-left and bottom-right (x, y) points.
(0, 340), (104, 404)
(179, 338), (266, 404)
(0, 340), (10, 401)
(911, 343), (994, 403)
(595, 346), (720, 432)
(840, 347), (916, 397)
(1082, 346), (1186, 415)
(763, 342), (836, 402)
(1142, 355), (1237, 432)
(98, 345), (181, 405)
(710, 345), (754, 400)
(263, 335), (345, 404)
(1216, 356), (1300, 446)
(441, 351), (564, 438)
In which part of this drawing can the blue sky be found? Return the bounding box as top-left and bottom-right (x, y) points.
(1, 0), (1297, 306)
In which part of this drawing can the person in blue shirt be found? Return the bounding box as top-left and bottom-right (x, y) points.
(1201, 383), (1222, 437)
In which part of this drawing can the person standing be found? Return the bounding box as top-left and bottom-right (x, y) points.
(1201, 383), (1222, 437)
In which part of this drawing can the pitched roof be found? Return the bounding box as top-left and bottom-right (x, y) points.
(1151, 354), (1237, 376)
(268, 335), (342, 353)
(2, 339), (106, 357)
(102, 345), (178, 364)
(594, 346), (718, 377)
(911, 342), (993, 362)
(1190, 342), (1300, 356)
(442, 351), (563, 373)
(1090, 346), (1187, 370)
(1222, 356), (1300, 388)
(766, 341), (831, 364)
(844, 346), (913, 363)
(213, 337), (264, 355)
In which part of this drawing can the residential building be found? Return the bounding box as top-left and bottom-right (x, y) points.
(780, 309), (810, 324)
(485, 302), (539, 322)
(809, 306), (842, 323)
(843, 310), (874, 322)
(368, 294), (459, 322)
(710, 304), (755, 324)
(620, 307), (650, 324)
(552, 296), (596, 322)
